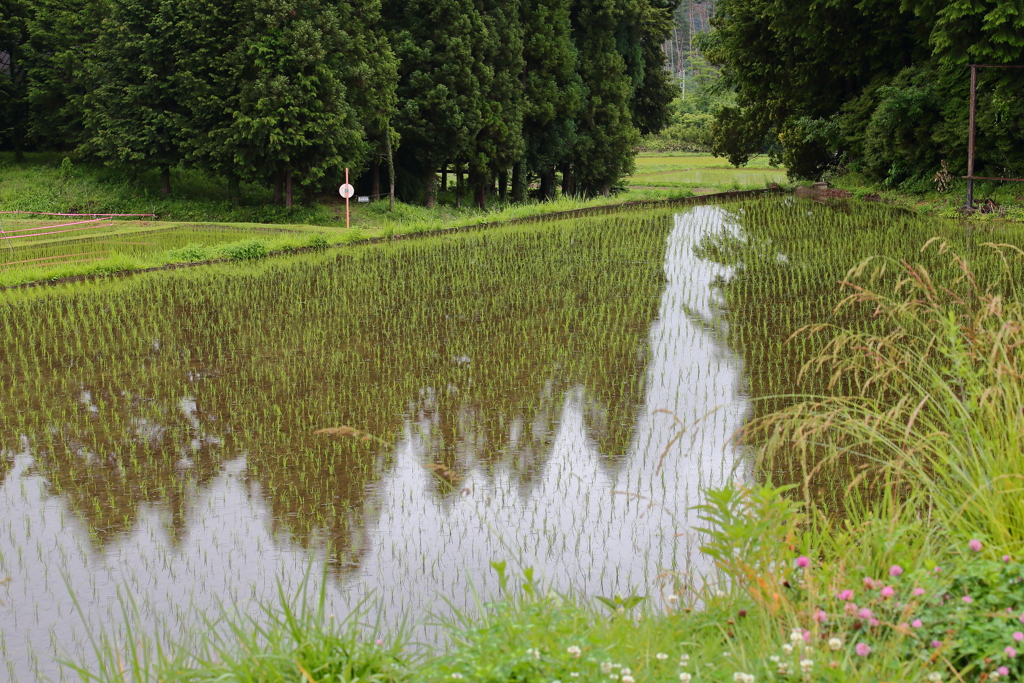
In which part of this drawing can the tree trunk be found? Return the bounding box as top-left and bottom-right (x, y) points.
(540, 166), (556, 200)
(476, 179), (486, 210)
(441, 166), (448, 193)
(286, 171), (293, 208)
(456, 165), (463, 208)
(424, 170), (437, 208)
(602, 182), (610, 198)
(227, 174), (240, 205)
(161, 166), (171, 195)
(498, 168), (508, 200)
(371, 156), (381, 201)
(511, 162), (523, 202)
(560, 163), (573, 198)
(384, 128), (395, 210)
(273, 166), (284, 204)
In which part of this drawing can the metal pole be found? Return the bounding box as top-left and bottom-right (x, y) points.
(966, 64), (977, 209)
(345, 167), (350, 230)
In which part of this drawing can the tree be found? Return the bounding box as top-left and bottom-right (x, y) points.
(176, 0), (384, 204)
(0, 0), (30, 158)
(385, 0), (490, 206)
(24, 0), (108, 149)
(627, 0), (679, 137)
(518, 0), (581, 200)
(83, 0), (182, 192)
(570, 0), (640, 196)
(468, 0), (524, 209)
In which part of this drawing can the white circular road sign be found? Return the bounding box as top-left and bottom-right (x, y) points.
(339, 183), (355, 199)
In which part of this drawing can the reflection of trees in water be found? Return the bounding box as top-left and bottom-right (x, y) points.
(0, 212), (672, 564)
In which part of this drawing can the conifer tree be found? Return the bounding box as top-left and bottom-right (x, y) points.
(0, 0), (30, 158)
(23, 0), (107, 148)
(571, 0), (640, 196)
(628, 0), (678, 136)
(385, 0), (490, 206)
(176, 0), (389, 204)
(468, 0), (524, 209)
(83, 0), (181, 192)
(518, 0), (581, 200)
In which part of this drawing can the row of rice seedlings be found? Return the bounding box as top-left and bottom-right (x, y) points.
(0, 225), (310, 269)
(694, 196), (1024, 510)
(2, 205), (718, 679)
(0, 221), (676, 544)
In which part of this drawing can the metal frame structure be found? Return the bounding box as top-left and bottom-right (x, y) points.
(965, 64), (1024, 208)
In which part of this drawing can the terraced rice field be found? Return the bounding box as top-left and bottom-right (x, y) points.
(0, 197), (1019, 680)
(627, 154), (789, 191)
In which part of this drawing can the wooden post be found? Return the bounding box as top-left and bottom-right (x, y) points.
(966, 64), (977, 209)
(345, 167), (350, 230)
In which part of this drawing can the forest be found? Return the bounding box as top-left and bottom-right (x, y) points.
(703, 0), (1024, 187)
(0, 0), (678, 205)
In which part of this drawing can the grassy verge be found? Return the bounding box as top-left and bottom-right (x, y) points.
(825, 172), (1024, 222)
(1, 152), (729, 286)
(69, 240), (1024, 683)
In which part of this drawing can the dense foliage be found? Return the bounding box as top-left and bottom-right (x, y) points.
(704, 0), (1024, 185)
(0, 0), (680, 203)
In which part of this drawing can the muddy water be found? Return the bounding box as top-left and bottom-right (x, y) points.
(0, 206), (751, 681)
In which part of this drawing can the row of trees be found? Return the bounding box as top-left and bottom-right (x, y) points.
(0, 0), (679, 205)
(704, 0), (1024, 186)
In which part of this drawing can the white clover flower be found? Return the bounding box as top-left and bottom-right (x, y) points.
(569, 674), (580, 679)
(799, 659), (813, 670)
(668, 594), (680, 605)
(990, 675), (1000, 682)
(769, 656), (780, 664)
(601, 662), (614, 675)
(609, 676), (619, 681)
(622, 676), (635, 683)
(715, 590), (726, 598)
(733, 673), (745, 682)
(789, 629), (804, 644)
(782, 644), (794, 655)
(567, 646), (582, 658)
(926, 674), (943, 683)
(679, 674), (692, 683)
(656, 653), (669, 661)
(526, 648), (541, 660)
(451, 674), (463, 680)
(621, 669), (632, 676)
(679, 654), (690, 668)
(742, 674), (755, 683)
(828, 638), (842, 651)
(722, 652), (731, 658)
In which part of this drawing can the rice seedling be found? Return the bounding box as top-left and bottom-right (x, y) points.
(1, 193), (1019, 680)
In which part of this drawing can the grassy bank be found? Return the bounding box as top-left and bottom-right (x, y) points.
(0, 152), (728, 287)
(68, 239), (1024, 682)
(822, 172), (1024, 223)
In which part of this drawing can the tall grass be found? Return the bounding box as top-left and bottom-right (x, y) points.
(751, 239), (1024, 548)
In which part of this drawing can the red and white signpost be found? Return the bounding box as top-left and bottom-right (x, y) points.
(339, 168), (354, 231)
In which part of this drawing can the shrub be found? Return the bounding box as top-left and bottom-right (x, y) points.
(221, 239), (268, 261)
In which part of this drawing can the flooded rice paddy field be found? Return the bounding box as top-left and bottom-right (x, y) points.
(0, 198), (1016, 680)
(0, 223), (307, 271)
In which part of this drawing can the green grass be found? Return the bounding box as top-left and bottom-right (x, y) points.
(626, 153), (789, 192)
(2, 151), (747, 286)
